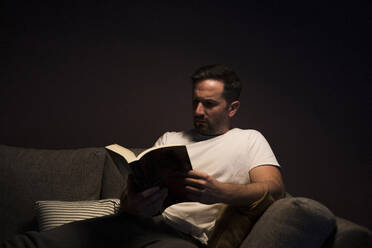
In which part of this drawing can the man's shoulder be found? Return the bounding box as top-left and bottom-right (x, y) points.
(226, 128), (271, 146)
(229, 128), (264, 138)
(155, 130), (194, 146)
(160, 130), (190, 139)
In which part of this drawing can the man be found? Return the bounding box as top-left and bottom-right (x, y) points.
(2, 64), (284, 248)
(123, 64), (285, 246)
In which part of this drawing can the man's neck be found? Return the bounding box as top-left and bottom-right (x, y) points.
(193, 127), (233, 140)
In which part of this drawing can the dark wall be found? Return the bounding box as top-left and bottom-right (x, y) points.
(2, 1), (371, 230)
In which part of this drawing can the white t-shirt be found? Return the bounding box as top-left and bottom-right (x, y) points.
(153, 128), (280, 244)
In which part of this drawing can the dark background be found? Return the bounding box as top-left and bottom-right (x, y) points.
(2, 1), (371, 230)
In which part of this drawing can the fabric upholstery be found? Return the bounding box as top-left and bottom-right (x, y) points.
(100, 151), (128, 199)
(323, 217), (372, 248)
(1, 144), (371, 247)
(0, 145), (124, 242)
(240, 197), (336, 248)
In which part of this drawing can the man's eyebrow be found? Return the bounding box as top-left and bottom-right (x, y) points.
(204, 99), (218, 103)
(192, 96), (218, 101)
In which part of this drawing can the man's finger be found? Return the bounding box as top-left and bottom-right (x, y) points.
(185, 185), (203, 194)
(184, 177), (206, 189)
(187, 170), (209, 179)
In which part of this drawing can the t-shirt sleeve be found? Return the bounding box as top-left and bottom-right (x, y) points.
(153, 132), (168, 147)
(246, 130), (280, 170)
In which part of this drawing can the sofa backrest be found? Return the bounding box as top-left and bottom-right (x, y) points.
(0, 145), (126, 242)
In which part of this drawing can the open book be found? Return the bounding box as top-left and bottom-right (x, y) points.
(105, 144), (193, 208)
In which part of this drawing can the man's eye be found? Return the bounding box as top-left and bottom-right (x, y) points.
(204, 102), (216, 108)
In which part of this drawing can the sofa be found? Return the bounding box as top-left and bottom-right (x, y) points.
(0, 144), (371, 247)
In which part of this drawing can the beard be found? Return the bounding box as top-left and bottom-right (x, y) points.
(193, 115), (216, 135)
(193, 117), (228, 136)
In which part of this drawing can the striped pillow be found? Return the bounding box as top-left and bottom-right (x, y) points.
(35, 199), (121, 231)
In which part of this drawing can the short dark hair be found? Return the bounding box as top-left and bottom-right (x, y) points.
(191, 64), (242, 103)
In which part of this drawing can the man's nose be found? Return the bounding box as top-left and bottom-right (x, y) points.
(194, 102), (204, 116)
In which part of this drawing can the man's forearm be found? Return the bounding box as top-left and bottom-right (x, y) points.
(218, 180), (284, 206)
(185, 168), (285, 205)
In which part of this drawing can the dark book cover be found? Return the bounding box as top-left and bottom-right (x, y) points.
(106, 145), (193, 208)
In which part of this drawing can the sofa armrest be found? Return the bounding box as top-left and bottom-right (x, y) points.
(240, 197), (336, 248)
(0, 145), (121, 243)
(323, 217), (372, 248)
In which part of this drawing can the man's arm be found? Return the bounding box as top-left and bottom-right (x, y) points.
(184, 165), (285, 206)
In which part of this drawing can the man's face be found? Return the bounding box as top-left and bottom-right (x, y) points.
(192, 79), (235, 136)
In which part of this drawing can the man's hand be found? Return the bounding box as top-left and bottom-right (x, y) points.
(184, 170), (226, 204)
(122, 175), (168, 217)
(184, 166), (285, 206)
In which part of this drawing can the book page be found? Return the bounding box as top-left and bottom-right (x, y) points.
(105, 144), (137, 163)
(137, 144), (184, 160)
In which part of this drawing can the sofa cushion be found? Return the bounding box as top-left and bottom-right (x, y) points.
(240, 197), (336, 248)
(0, 145), (124, 242)
(35, 199), (121, 231)
(323, 217), (372, 248)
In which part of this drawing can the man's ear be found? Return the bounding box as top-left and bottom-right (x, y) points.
(228, 101), (240, 118)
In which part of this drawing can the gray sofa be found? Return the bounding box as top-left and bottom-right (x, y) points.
(0, 144), (371, 247)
